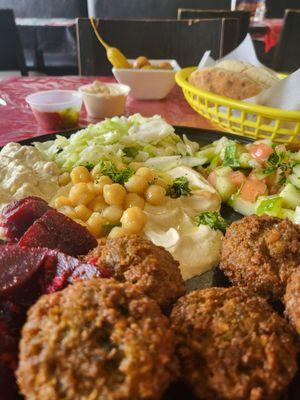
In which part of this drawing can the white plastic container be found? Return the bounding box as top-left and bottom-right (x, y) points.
(26, 90), (82, 130)
(112, 59), (180, 100)
(79, 82), (130, 118)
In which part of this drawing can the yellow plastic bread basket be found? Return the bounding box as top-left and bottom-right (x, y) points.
(176, 67), (300, 145)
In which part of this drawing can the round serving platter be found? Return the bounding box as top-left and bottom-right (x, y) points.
(8, 126), (300, 400)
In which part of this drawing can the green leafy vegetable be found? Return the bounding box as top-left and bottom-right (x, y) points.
(263, 149), (296, 185)
(223, 143), (240, 169)
(123, 147), (139, 158)
(166, 177), (191, 198)
(196, 211), (227, 233)
(101, 222), (122, 235)
(256, 195), (282, 217)
(84, 162), (95, 172)
(98, 161), (134, 184)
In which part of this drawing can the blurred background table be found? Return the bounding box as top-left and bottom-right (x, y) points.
(0, 76), (215, 146)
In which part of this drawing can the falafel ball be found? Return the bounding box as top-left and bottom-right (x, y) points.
(220, 215), (300, 299)
(17, 279), (178, 400)
(284, 268), (300, 334)
(84, 235), (185, 309)
(171, 286), (298, 400)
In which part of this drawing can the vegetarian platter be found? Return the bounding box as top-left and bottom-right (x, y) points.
(1, 115), (300, 400)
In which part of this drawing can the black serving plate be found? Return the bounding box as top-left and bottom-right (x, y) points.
(16, 127), (300, 400)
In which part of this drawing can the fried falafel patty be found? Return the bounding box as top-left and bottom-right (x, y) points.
(85, 235), (185, 308)
(171, 287), (298, 400)
(17, 279), (178, 400)
(285, 268), (300, 335)
(220, 215), (300, 299)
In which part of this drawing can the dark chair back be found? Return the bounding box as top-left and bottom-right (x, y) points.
(272, 9), (300, 72)
(178, 9), (250, 43)
(87, 0), (231, 19)
(0, 0), (88, 18)
(76, 18), (239, 75)
(266, 0), (300, 18)
(0, 9), (28, 75)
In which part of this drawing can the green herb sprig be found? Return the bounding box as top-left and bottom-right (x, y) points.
(196, 211), (227, 233)
(102, 222), (122, 235)
(263, 150), (297, 185)
(98, 161), (134, 184)
(166, 176), (191, 198)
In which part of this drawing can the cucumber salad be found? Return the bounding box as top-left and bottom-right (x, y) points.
(35, 114), (300, 223)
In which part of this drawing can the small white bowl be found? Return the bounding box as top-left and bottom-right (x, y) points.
(113, 59), (180, 100)
(26, 90), (82, 130)
(79, 82), (130, 118)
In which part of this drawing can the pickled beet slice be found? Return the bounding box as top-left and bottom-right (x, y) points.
(1, 196), (50, 242)
(0, 245), (47, 297)
(19, 209), (97, 256)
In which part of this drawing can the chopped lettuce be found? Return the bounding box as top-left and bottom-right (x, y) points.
(34, 114), (201, 172)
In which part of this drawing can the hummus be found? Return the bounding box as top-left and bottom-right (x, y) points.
(0, 142), (61, 212)
(144, 166), (223, 280)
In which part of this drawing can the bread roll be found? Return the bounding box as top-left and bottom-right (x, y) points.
(243, 66), (280, 89)
(188, 68), (263, 100)
(216, 59), (251, 74)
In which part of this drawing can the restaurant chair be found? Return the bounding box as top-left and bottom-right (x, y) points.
(177, 9), (250, 43)
(76, 18), (239, 75)
(0, 9), (28, 76)
(0, 0), (88, 18)
(272, 9), (300, 72)
(87, 0), (231, 19)
(266, 0), (300, 18)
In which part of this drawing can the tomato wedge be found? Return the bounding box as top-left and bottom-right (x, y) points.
(228, 171), (246, 188)
(240, 177), (268, 203)
(249, 143), (273, 162)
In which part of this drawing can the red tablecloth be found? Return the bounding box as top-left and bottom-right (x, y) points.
(0, 76), (214, 147)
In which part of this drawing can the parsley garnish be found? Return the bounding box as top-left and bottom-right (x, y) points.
(84, 162), (95, 172)
(166, 177), (191, 198)
(196, 211), (227, 233)
(102, 222), (122, 235)
(98, 161), (134, 184)
(223, 142), (240, 169)
(263, 150), (296, 185)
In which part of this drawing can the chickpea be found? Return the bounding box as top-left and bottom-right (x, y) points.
(133, 56), (150, 69)
(108, 226), (128, 239)
(103, 183), (126, 206)
(53, 196), (72, 208)
(116, 162), (126, 171)
(145, 185), (166, 206)
(74, 205), (93, 221)
(155, 177), (168, 189)
(125, 175), (148, 195)
(129, 162), (144, 171)
(86, 212), (107, 238)
(58, 206), (77, 219)
(58, 172), (71, 186)
(69, 183), (95, 206)
(124, 193), (145, 209)
(74, 218), (88, 227)
(120, 206), (147, 234)
(97, 175), (113, 191)
(102, 205), (123, 223)
(88, 195), (107, 212)
(136, 167), (156, 183)
(91, 164), (102, 179)
(159, 61), (172, 70)
(70, 166), (92, 184)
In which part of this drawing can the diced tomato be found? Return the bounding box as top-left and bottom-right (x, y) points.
(240, 177), (268, 203)
(207, 171), (217, 187)
(249, 143), (274, 162)
(228, 171), (246, 188)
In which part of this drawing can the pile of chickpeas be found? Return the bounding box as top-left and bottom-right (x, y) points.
(54, 162), (170, 239)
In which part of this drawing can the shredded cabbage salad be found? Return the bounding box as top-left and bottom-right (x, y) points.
(34, 114), (202, 172)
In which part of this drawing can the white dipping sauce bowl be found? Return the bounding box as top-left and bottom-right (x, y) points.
(79, 82), (130, 118)
(113, 59), (180, 100)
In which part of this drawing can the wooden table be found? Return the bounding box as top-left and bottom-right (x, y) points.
(0, 76), (216, 146)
